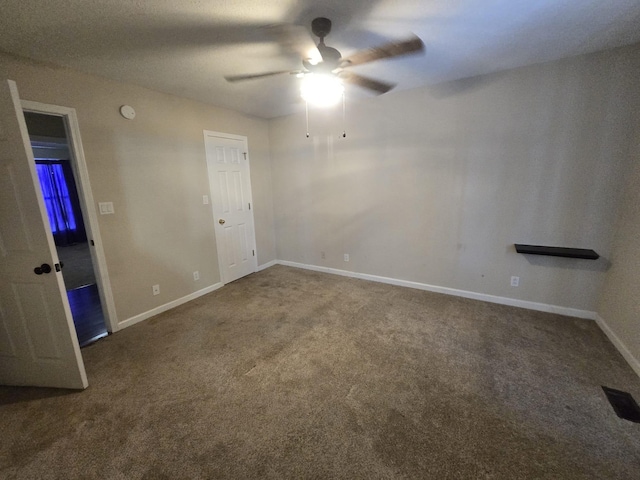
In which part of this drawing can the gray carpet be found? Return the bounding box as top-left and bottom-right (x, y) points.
(1, 265), (639, 479)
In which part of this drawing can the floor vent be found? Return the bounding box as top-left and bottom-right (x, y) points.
(602, 386), (640, 423)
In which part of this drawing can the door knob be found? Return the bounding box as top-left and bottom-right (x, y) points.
(218, 219), (226, 225)
(34, 263), (52, 275)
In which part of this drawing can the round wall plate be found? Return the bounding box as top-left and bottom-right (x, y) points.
(119, 105), (136, 120)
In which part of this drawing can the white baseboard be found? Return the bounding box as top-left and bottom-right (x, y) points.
(256, 260), (277, 272)
(595, 314), (640, 378)
(113, 262), (639, 379)
(118, 282), (224, 330)
(276, 260), (597, 320)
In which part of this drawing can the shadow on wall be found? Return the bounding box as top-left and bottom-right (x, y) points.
(429, 71), (508, 99)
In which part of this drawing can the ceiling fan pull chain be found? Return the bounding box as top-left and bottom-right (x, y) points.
(342, 93), (347, 138)
(305, 100), (310, 138)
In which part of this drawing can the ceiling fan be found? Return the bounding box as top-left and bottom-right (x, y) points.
(224, 17), (425, 96)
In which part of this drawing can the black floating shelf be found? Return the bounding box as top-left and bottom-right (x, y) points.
(514, 244), (599, 260)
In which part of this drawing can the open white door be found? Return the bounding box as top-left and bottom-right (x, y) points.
(204, 131), (258, 284)
(0, 80), (87, 389)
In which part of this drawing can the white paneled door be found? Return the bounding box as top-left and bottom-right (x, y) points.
(0, 80), (87, 389)
(204, 131), (257, 284)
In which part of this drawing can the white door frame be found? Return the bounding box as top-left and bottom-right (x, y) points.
(21, 100), (118, 333)
(203, 130), (258, 284)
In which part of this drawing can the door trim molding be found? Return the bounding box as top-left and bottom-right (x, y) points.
(204, 131), (247, 143)
(21, 100), (119, 333)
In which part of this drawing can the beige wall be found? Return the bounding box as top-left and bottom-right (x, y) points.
(4, 40), (638, 347)
(269, 44), (640, 312)
(597, 133), (640, 372)
(0, 52), (276, 323)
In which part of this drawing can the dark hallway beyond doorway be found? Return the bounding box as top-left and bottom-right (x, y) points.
(59, 242), (107, 346)
(24, 111), (108, 347)
(67, 284), (107, 347)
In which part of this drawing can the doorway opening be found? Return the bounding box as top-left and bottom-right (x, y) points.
(24, 111), (108, 347)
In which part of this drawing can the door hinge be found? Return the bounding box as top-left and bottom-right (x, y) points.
(248, 202), (251, 210)
(252, 250), (255, 256)
(243, 152), (247, 160)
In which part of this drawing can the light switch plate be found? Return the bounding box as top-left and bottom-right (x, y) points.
(99, 202), (114, 215)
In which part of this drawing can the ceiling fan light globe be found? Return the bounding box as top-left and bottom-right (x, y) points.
(301, 74), (344, 108)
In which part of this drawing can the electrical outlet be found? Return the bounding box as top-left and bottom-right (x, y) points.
(510, 276), (520, 287)
(152, 284), (160, 296)
(321, 251), (326, 260)
(202, 195), (209, 205)
(193, 271), (200, 281)
(344, 254), (350, 262)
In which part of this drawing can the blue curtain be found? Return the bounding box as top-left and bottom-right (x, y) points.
(35, 161), (87, 246)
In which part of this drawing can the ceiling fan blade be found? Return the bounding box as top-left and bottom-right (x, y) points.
(341, 72), (396, 95)
(224, 70), (294, 82)
(265, 24), (323, 64)
(342, 35), (425, 67)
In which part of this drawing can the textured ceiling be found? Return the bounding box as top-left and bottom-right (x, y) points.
(1, 0), (640, 118)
